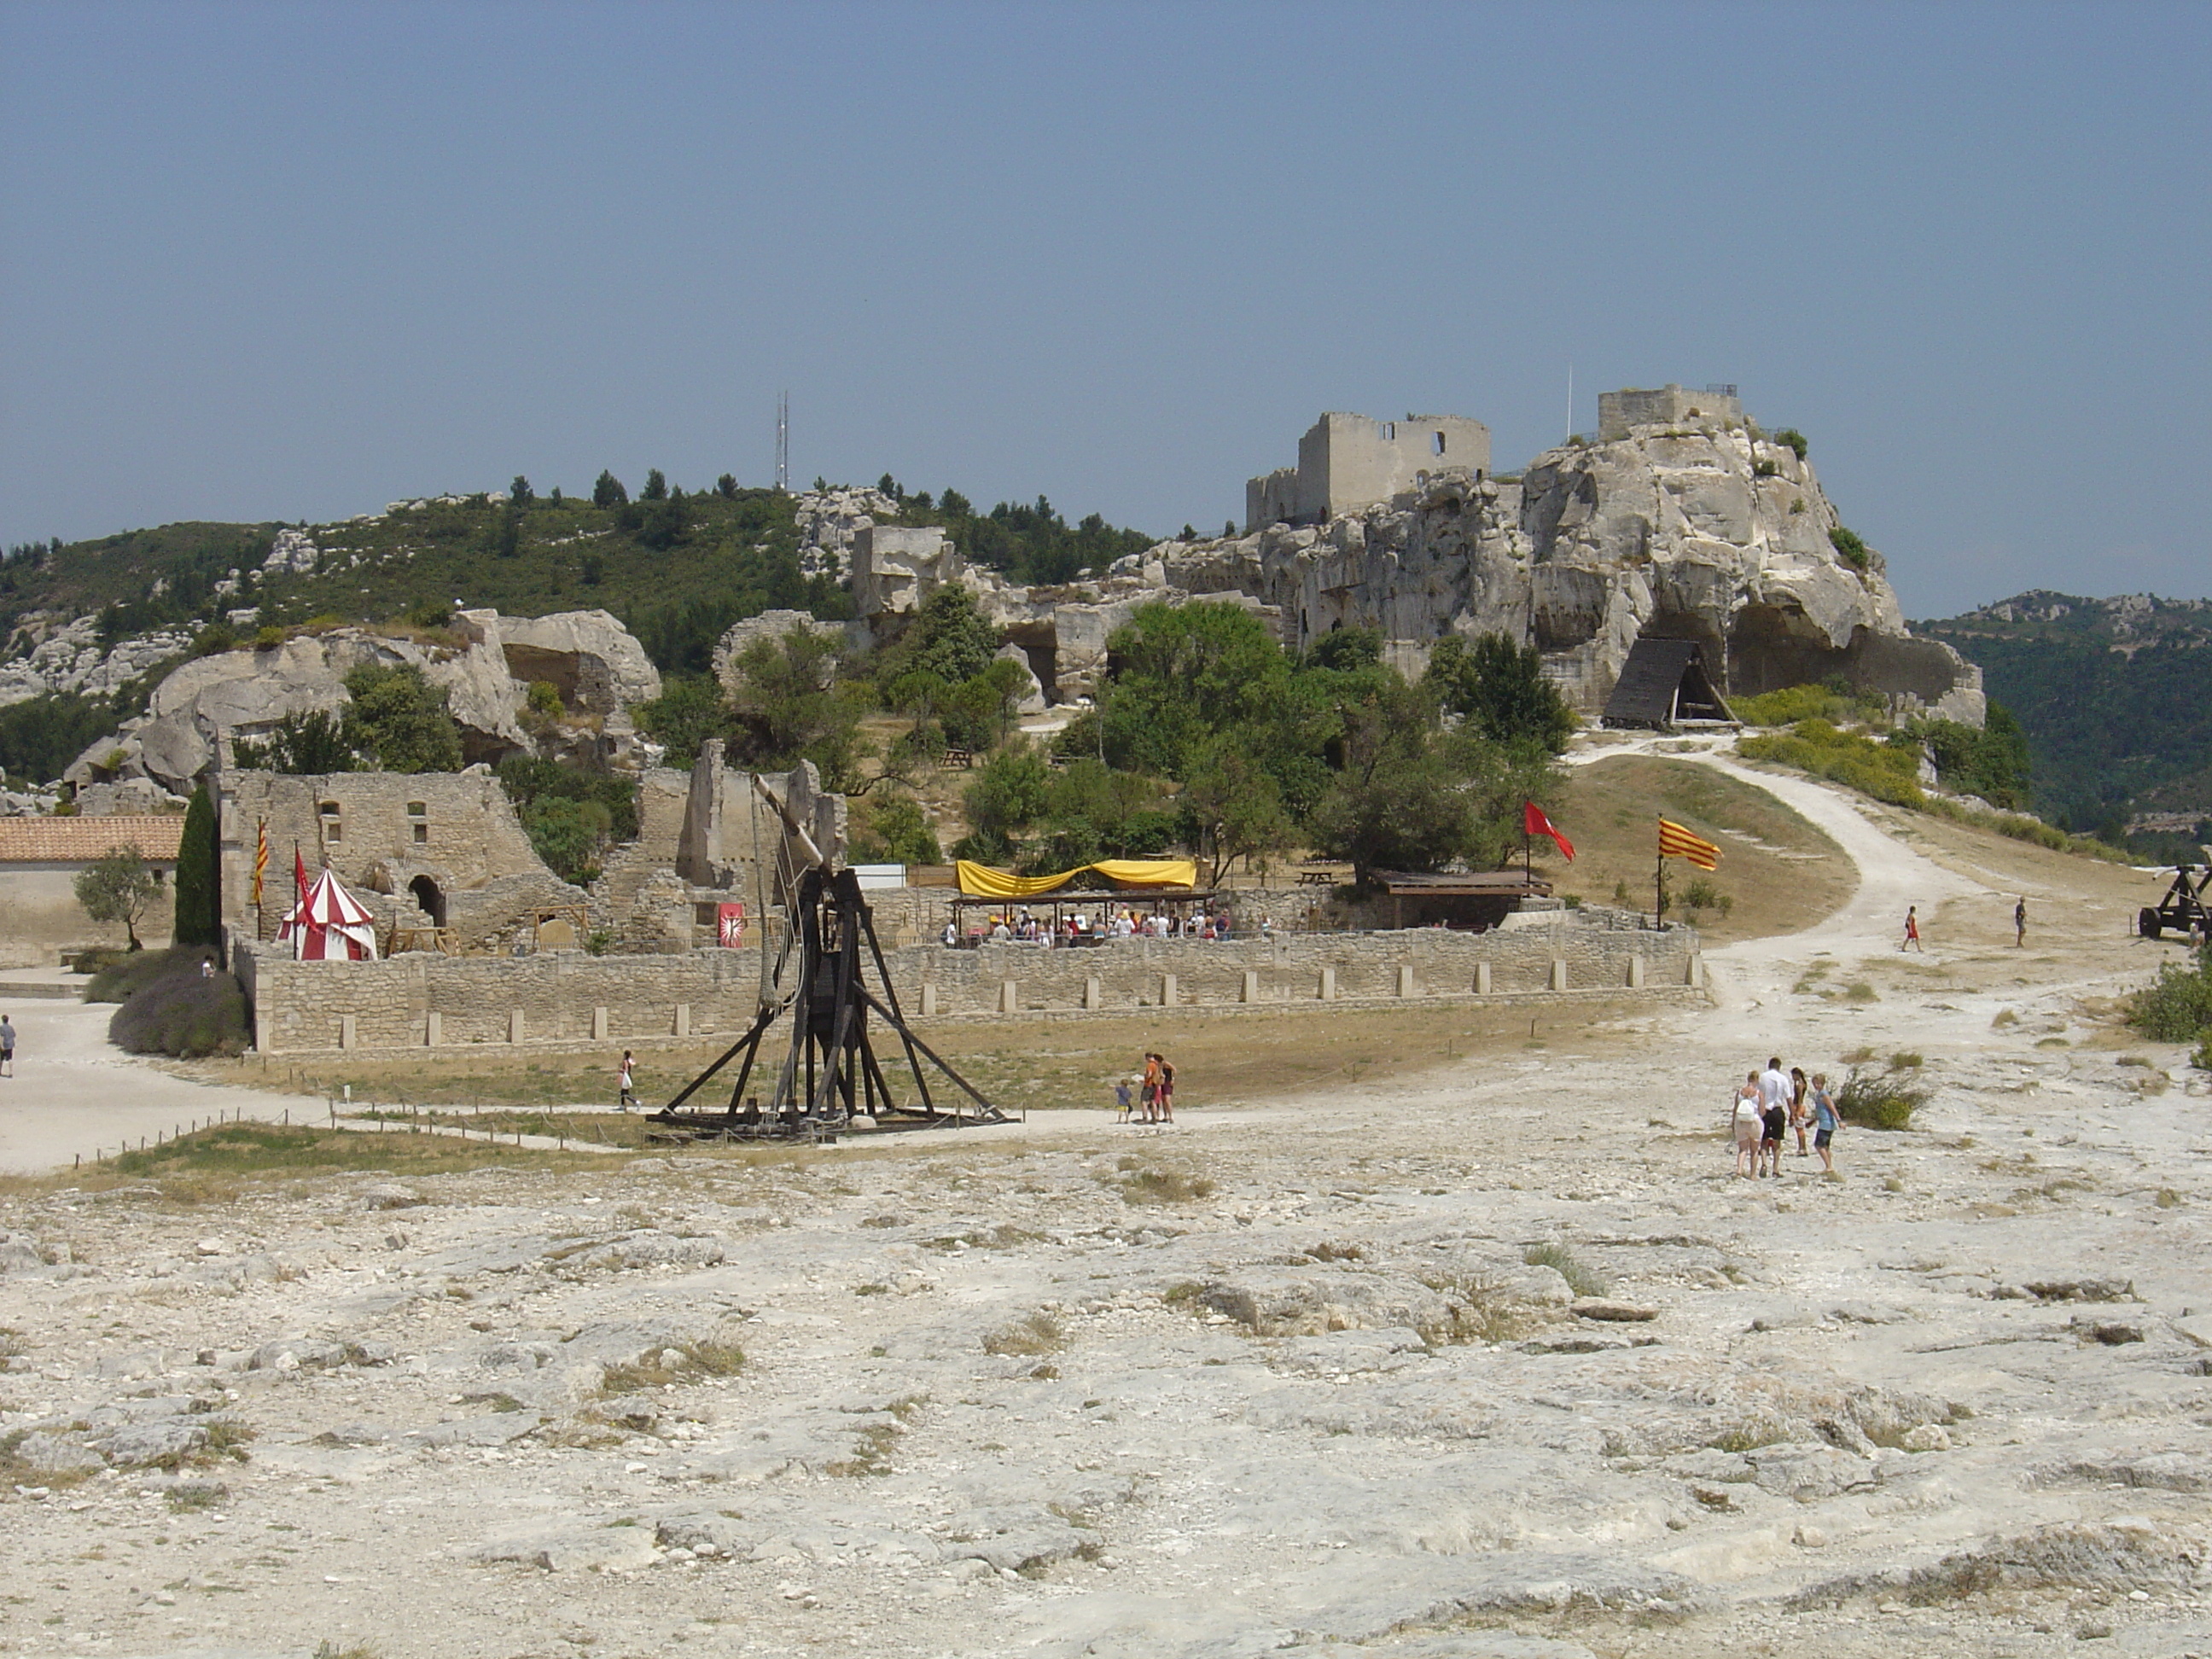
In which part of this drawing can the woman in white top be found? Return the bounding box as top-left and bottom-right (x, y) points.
(1731, 1072), (1761, 1178)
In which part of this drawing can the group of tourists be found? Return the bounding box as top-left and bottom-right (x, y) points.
(1730, 1056), (1838, 1177)
(947, 908), (1256, 947)
(1114, 1051), (1176, 1124)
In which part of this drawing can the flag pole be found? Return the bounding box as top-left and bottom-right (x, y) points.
(1654, 818), (1665, 928)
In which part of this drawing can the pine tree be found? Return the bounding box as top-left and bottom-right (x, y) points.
(172, 783), (220, 946)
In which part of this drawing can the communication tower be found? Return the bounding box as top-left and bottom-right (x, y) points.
(775, 392), (789, 492)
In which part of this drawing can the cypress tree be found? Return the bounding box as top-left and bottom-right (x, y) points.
(173, 783), (220, 946)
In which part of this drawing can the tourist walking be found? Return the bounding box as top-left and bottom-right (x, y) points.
(2015, 897), (2027, 947)
(1140, 1053), (1161, 1123)
(1156, 1054), (1175, 1122)
(1789, 1066), (1811, 1157)
(1901, 905), (1923, 952)
(0, 1013), (14, 1078)
(1731, 1071), (1761, 1178)
(616, 1050), (637, 1112)
(1756, 1055), (1790, 1176)
(1811, 1073), (1840, 1173)
(1114, 1077), (1133, 1121)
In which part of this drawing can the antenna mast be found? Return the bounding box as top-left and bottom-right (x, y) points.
(775, 391), (789, 492)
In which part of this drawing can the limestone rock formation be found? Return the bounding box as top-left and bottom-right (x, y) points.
(61, 609), (663, 798)
(793, 485), (903, 580)
(0, 615), (198, 708)
(1140, 423), (1979, 719)
(845, 414), (1975, 721)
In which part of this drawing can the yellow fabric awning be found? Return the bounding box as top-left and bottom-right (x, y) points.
(952, 859), (1197, 899)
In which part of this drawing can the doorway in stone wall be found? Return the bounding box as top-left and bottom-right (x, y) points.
(408, 875), (447, 928)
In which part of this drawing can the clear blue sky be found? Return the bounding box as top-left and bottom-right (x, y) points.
(3, 1), (2206, 616)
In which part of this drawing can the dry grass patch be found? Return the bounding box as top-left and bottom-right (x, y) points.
(981, 1311), (1063, 1357)
(1551, 755), (1854, 941)
(1113, 1161), (1216, 1204)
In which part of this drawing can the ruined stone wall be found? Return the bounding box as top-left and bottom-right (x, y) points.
(1251, 413), (1494, 529)
(217, 769), (556, 938)
(1598, 385), (1743, 441)
(241, 920), (1701, 1053)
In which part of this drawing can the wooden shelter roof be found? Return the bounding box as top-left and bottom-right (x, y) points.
(1602, 637), (1737, 731)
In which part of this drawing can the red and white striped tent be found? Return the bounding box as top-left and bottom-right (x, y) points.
(277, 867), (380, 961)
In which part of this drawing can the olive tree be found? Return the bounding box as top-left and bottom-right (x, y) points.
(74, 844), (162, 950)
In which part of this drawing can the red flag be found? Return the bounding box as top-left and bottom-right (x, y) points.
(294, 845), (309, 905)
(1523, 800), (1575, 861)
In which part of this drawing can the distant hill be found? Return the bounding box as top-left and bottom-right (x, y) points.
(0, 475), (1155, 682)
(1916, 591), (2212, 847)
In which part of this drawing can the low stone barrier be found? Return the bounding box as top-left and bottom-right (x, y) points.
(237, 915), (1701, 1054)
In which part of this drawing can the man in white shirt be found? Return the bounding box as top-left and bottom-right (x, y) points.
(1756, 1056), (1790, 1173)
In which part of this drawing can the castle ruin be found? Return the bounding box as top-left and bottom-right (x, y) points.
(1245, 412), (1493, 531)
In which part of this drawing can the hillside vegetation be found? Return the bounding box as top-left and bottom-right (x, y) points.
(0, 472), (1160, 683)
(1917, 590), (2212, 852)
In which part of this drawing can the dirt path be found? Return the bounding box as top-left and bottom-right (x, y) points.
(0, 998), (306, 1175)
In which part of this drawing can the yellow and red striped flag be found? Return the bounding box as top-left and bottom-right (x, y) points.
(1658, 818), (1720, 870)
(253, 818), (268, 905)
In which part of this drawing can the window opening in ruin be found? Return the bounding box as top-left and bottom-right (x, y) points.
(319, 801), (342, 842)
(414, 823), (428, 845)
(407, 801), (426, 817)
(1432, 431), (1446, 456)
(1382, 422), (1396, 439)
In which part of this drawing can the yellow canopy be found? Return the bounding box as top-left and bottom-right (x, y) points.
(953, 859), (1198, 899)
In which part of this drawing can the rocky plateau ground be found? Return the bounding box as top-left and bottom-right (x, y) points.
(3, 755), (2209, 1659)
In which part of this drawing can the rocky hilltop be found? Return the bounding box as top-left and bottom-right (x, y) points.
(61, 608), (659, 809)
(858, 416), (1982, 723)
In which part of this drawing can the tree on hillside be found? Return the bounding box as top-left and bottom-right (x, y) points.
(1179, 739), (1293, 883)
(849, 795), (942, 866)
(725, 626), (866, 788)
(715, 474), (738, 499)
(172, 784), (219, 946)
(75, 845), (160, 951)
(957, 742), (1052, 863)
(1102, 602), (1292, 779)
(593, 470), (629, 508)
(641, 469), (669, 502)
(878, 584), (1001, 688)
(342, 664), (463, 773)
(1303, 674), (1560, 885)
(509, 475), (534, 505)
(232, 710), (354, 774)
(633, 674), (729, 769)
(1425, 632), (1576, 754)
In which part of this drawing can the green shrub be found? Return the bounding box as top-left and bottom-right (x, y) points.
(1833, 1063), (1929, 1131)
(108, 954), (250, 1058)
(1829, 526), (1871, 571)
(86, 945), (212, 1003)
(2128, 945), (2212, 1045)
(1752, 458), (1779, 478)
(1731, 683), (1885, 728)
(1522, 1241), (1610, 1297)
(1738, 721), (1924, 808)
(1773, 428), (1808, 461)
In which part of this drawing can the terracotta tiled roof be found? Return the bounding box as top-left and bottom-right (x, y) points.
(0, 815), (186, 863)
